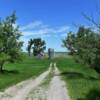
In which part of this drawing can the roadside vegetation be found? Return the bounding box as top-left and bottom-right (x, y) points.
(56, 56), (100, 100)
(60, 11), (100, 100)
(62, 26), (100, 73)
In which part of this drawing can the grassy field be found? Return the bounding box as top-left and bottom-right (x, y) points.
(0, 54), (51, 91)
(0, 53), (100, 100)
(55, 57), (100, 100)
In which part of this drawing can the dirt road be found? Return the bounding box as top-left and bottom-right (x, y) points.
(0, 63), (70, 100)
(47, 63), (70, 100)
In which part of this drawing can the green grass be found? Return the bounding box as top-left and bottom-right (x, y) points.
(55, 57), (100, 100)
(0, 54), (51, 91)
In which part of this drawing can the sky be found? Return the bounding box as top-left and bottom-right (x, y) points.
(0, 0), (100, 52)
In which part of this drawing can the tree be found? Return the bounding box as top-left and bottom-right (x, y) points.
(81, 10), (100, 72)
(82, 13), (100, 31)
(27, 39), (33, 56)
(32, 38), (46, 56)
(63, 26), (100, 72)
(0, 12), (23, 72)
(62, 31), (76, 55)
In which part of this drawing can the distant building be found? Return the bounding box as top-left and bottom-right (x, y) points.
(48, 48), (55, 59)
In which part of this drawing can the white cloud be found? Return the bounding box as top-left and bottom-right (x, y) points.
(20, 21), (70, 37)
(60, 33), (67, 37)
(41, 34), (51, 38)
(56, 26), (70, 33)
(20, 21), (48, 31)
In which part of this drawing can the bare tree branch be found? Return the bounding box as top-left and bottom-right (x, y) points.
(82, 13), (100, 30)
(96, 3), (100, 15)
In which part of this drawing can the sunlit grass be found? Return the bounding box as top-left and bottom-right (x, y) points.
(56, 57), (100, 100)
(0, 54), (51, 91)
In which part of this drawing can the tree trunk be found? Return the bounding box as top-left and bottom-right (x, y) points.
(28, 52), (30, 56)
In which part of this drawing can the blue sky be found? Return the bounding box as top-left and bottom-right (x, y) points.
(0, 0), (100, 52)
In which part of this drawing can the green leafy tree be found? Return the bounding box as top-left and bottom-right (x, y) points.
(32, 38), (46, 56)
(63, 26), (100, 72)
(0, 12), (23, 72)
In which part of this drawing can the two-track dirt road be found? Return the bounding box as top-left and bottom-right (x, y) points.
(0, 63), (70, 100)
(47, 63), (70, 100)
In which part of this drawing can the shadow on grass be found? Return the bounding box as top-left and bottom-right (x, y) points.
(60, 71), (100, 81)
(78, 89), (100, 100)
(0, 70), (19, 74)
